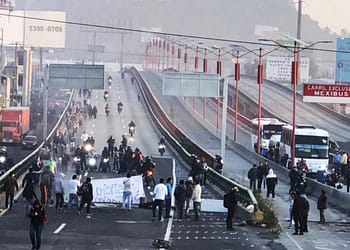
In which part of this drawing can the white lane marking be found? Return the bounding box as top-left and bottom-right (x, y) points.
(115, 220), (153, 224)
(162, 158), (176, 247)
(283, 227), (304, 250)
(53, 223), (66, 234)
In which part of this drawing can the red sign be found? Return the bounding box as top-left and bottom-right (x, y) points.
(303, 83), (350, 103)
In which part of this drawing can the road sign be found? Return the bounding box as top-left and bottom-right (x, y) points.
(335, 38), (350, 84)
(49, 64), (104, 89)
(162, 72), (220, 97)
(303, 83), (350, 103)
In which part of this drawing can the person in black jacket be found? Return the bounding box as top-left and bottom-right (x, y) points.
(22, 168), (38, 217)
(247, 164), (257, 191)
(77, 177), (93, 217)
(292, 192), (308, 235)
(3, 171), (19, 210)
(226, 187), (239, 231)
(29, 200), (46, 250)
(174, 179), (186, 221)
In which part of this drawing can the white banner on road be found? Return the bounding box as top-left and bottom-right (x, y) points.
(91, 175), (145, 204)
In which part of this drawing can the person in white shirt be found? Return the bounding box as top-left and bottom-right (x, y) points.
(81, 131), (89, 143)
(122, 173), (133, 210)
(67, 174), (80, 210)
(192, 179), (202, 221)
(152, 178), (168, 222)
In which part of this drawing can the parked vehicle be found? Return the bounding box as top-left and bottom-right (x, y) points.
(21, 134), (38, 149)
(0, 107), (30, 143)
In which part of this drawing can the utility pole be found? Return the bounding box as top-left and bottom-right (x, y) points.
(120, 32), (125, 72)
(296, 0), (302, 77)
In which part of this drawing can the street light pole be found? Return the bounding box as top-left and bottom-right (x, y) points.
(203, 48), (208, 119)
(291, 41), (298, 168)
(184, 44), (188, 72)
(234, 50), (240, 142)
(216, 48), (222, 130)
(193, 45), (200, 110)
(177, 47), (181, 71)
(257, 48), (263, 155)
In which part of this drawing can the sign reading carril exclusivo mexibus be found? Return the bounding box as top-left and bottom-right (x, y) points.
(303, 83), (350, 103)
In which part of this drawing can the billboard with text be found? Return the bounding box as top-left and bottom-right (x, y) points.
(0, 10), (65, 48)
(303, 83), (350, 103)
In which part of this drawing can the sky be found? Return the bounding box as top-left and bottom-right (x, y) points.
(302, 0), (350, 34)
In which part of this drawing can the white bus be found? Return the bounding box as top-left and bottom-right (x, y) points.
(279, 124), (329, 173)
(250, 118), (286, 156)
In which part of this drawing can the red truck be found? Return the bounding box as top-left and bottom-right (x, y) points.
(0, 107), (30, 143)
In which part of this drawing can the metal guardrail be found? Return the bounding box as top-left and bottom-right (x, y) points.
(0, 90), (75, 191)
(128, 67), (258, 212)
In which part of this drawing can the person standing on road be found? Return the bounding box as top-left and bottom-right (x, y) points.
(247, 164), (257, 191)
(174, 179), (186, 221)
(77, 177), (93, 217)
(67, 174), (80, 211)
(3, 171), (19, 210)
(256, 163), (265, 192)
(292, 192), (307, 235)
(225, 187), (239, 231)
(266, 169), (278, 199)
(54, 173), (65, 212)
(40, 166), (54, 206)
(192, 179), (202, 221)
(29, 200), (46, 250)
(317, 190), (327, 224)
(122, 173), (133, 211)
(152, 178), (168, 222)
(184, 177), (194, 218)
(345, 167), (350, 193)
(300, 193), (310, 232)
(23, 168), (38, 217)
(165, 177), (173, 218)
(340, 152), (348, 176)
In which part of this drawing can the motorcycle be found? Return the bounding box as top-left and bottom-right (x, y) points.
(105, 107), (110, 116)
(86, 151), (99, 172)
(214, 155), (224, 174)
(72, 155), (82, 175)
(108, 77), (112, 87)
(117, 105), (123, 114)
(158, 143), (166, 156)
(129, 126), (135, 137)
(104, 91), (109, 101)
(99, 157), (111, 172)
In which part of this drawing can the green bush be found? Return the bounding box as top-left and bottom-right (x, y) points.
(254, 191), (280, 233)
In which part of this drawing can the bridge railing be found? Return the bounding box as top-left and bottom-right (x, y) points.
(128, 67), (258, 213)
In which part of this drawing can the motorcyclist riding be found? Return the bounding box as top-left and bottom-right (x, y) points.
(117, 102), (123, 113)
(158, 137), (166, 156)
(128, 120), (136, 136)
(108, 75), (112, 86)
(105, 103), (110, 116)
(104, 90), (109, 101)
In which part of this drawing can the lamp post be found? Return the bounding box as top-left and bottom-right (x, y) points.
(162, 39), (166, 71)
(259, 38), (332, 167)
(203, 47), (208, 119)
(229, 45), (260, 142)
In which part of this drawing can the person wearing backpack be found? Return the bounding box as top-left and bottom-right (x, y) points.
(40, 166), (54, 206)
(224, 187), (239, 231)
(77, 177), (93, 217)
